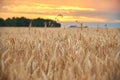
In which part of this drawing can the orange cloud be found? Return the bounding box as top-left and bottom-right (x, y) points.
(3, 3), (96, 13)
(0, 0), (119, 23)
(0, 12), (107, 22)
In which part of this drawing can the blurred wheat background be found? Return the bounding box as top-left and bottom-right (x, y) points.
(0, 28), (120, 80)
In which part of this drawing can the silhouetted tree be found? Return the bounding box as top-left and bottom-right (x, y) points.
(5, 18), (16, 26)
(0, 17), (61, 27)
(0, 18), (5, 26)
(32, 18), (45, 27)
(15, 17), (30, 27)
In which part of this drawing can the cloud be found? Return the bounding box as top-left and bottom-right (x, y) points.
(0, 0), (120, 22)
(65, 10), (120, 21)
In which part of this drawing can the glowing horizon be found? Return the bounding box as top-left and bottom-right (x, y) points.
(0, 0), (120, 22)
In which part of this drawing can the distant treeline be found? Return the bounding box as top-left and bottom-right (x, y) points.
(0, 17), (61, 27)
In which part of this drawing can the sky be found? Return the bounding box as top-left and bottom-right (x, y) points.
(0, 0), (120, 25)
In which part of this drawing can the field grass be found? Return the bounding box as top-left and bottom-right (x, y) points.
(0, 27), (120, 80)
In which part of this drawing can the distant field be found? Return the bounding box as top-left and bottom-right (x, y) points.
(0, 27), (120, 80)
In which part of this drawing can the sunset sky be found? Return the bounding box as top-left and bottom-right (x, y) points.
(0, 0), (120, 23)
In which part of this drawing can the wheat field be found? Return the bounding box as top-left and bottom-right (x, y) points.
(0, 27), (120, 80)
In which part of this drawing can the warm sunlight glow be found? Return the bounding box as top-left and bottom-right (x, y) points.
(58, 6), (96, 11)
(0, 0), (119, 22)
